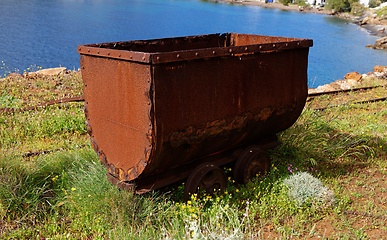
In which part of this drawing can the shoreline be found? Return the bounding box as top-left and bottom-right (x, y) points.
(8, 65), (386, 94)
(216, 0), (387, 37)
(224, 0), (331, 14)
(360, 23), (387, 38)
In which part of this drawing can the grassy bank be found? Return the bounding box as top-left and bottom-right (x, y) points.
(1, 72), (387, 239)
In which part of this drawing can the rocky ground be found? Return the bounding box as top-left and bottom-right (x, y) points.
(308, 65), (387, 93)
(355, 4), (387, 36)
(13, 65), (386, 96)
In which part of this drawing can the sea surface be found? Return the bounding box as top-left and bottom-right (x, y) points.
(0, 0), (386, 87)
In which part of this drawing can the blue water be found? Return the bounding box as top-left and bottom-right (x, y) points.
(0, 0), (386, 87)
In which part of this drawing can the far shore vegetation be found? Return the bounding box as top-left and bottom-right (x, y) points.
(278, 0), (387, 14)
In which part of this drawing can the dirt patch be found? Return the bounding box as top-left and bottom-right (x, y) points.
(340, 168), (387, 237)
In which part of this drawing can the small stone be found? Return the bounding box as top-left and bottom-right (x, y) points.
(361, 16), (369, 25)
(344, 71), (362, 81)
(346, 79), (360, 88)
(335, 80), (351, 90)
(24, 72), (38, 79)
(6, 72), (23, 79)
(373, 37), (387, 50)
(328, 82), (342, 90)
(374, 65), (387, 73)
(315, 84), (336, 93)
(375, 71), (387, 78)
(35, 67), (67, 76)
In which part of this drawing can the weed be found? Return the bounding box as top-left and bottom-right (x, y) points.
(0, 90), (21, 108)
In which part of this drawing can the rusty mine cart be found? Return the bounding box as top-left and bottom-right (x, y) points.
(78, 33), (313, 200)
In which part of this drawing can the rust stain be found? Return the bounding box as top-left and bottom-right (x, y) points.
(169, 112), (252, 148)
(254, 107), (273, 121)
(127, 167), (139, 181)
(169, 104), (298, 148)
(118, 168), (126, 181)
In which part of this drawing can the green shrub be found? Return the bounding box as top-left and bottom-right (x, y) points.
(295, 0), (308, 6)
(279, 0), (292, 6)
(325, 0), (358, 12)
(369, 0), (381, 8)
(0, 91), (21, 108)
(351, 2), (366, 16)
(283, 172), (335, 207)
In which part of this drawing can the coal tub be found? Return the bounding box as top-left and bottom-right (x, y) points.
(78, 33), (313, 198)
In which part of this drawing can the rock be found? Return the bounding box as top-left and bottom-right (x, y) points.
(328, 81), (342, 90)
(35, 67), (67, 76)
(315, 84), (336, 93)
(373, 37), (387, 50)
(370, 18), (381, 25)
(334, 80), (350, 90)
(6, 72), (23, 79)
(346, 79), (361, 88)
(344, 71), (362, 81)
(308, 88), (317, 94)
(375, 72), (387, 78)
(23, 71), (38, 79)
(374, 65), (387, 73)
(23, 67), (67, 79)
(377, 27), (385, 34)
(361, 16), (369, 25)
(309, 66), (387, 94)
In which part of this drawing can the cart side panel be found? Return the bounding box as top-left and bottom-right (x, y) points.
(230, 33), (297, 46)
(80, 55), (153, 181)
(146, 48), (309, 175)
(95, 33), (229, 53)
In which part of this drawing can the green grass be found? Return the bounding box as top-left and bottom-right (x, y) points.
(376, 6), (387, 19)
(1, 72), (387, 239)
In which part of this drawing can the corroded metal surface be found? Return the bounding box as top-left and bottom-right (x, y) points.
(78, 33), (313, 191)
(80, 56), (153, 182)
(78, 33), (312, 63)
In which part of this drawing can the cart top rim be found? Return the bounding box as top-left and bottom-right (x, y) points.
(77, 32), (313, 64)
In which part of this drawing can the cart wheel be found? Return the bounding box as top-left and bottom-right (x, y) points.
(184, 162), (227, 201)
(233, 146), (270, 184)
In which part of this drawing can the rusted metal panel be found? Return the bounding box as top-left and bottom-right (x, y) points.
(78, 33), (312, 64)
(80, 56), (153, 181)
(145, 49), (309, 176)
(78, 33), (312, 189)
